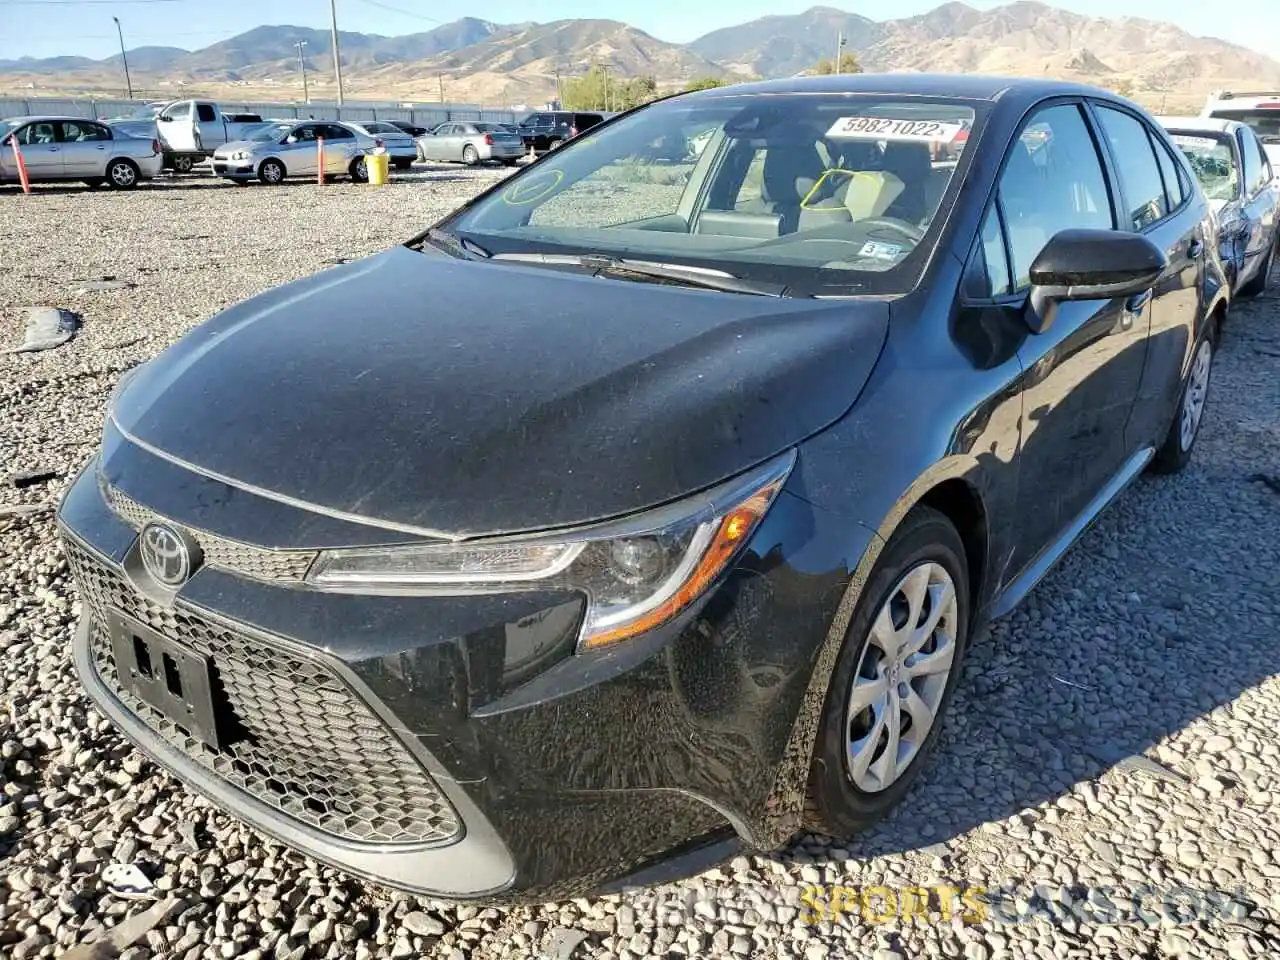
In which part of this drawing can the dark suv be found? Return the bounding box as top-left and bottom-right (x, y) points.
(516, 111), (605, 152)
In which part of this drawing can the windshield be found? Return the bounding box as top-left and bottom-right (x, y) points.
(442, 93), (979, 295)
(1210, 109), (1280, 144)
(1169, 132), (1238, 201)
(251, 123), (295, 142)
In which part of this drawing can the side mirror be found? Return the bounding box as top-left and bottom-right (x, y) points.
(1025, 229), (1167, 334)
(158, 114), (172, 122)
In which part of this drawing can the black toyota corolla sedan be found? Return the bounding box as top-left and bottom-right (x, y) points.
(59, 74), (1226, 901)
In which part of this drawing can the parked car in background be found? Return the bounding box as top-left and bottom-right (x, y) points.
(106, 99), (266, 173)
(387, 120), (431, 138)
(61, 74), (1226, 902)
(416, 121), (524, 165)
(344, 121), (417, 169)
(1161, 115), (1280, 297)
(0, 116), (162, 189)
(211, 120), (377, 185)
(515, 110), (607, 152)
(1203, 91), (1280, 167)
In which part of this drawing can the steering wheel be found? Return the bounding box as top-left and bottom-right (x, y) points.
(858, 216), (926, 243)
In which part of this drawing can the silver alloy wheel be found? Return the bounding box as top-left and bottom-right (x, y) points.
(262, 161), (284, 184)
(109, 161), (136, 187)
(1179, 338), (1212, 452)
(172, 155), (194, 174)
(463, 145), (478, 165)
(845, 561), (958, 793)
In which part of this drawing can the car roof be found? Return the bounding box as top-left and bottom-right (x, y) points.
(675, 73), (1108, 103)
(3, 115), (103, 124)
(1158, 115), (1242, 135)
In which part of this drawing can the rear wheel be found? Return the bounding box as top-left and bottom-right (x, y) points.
(806, 507), (970, 836)
(462, 144), (479, 166)
(106, 159), (139, 190)
(547, 138), (564, 151)
(349, 157), (369, 183)
(1239, 241), (1275, 298)
(171, 155), (196, 174)
(1150, 329), (1214, 474)
(258, 159), (286, 185)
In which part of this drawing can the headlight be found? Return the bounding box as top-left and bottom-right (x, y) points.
(308, 452), (794, 651)
(231, 150), (250, 161)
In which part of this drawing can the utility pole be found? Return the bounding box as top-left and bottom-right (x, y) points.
(329, 0), (345, 106)
(437, 73), (444, 102)
(601, 65), (610, 112)
(112, 16), (133, 99)
(834, 31), (845, 74)
(554, 69), (562, 108)
(295, 40), (309, 104)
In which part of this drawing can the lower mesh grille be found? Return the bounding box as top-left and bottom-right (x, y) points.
(64, 534), (461, 846)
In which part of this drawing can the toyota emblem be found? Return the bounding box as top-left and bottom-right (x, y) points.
(139, 522), (197, 587)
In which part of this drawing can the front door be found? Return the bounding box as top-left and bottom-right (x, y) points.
(6, 121), (64, 180)
(194, 103), (225, 152)
(158, 101), (197, 153)
(58, 120), (112, 177)
(996, 101), (1151, 576)
(282, 123), (321, 177)
(1239, 129), (1279, 280)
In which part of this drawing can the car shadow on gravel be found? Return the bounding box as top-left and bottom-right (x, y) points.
(771, 300), (1280, 873)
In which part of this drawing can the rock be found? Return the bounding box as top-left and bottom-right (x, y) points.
(402, 910), (445, 937)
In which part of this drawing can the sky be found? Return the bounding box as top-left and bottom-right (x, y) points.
(0, 0), (1276, 62)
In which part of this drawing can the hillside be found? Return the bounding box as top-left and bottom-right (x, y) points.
(3, 3), (1280, 111)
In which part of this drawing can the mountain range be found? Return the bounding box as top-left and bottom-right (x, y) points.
(2, 3), (1278, 111)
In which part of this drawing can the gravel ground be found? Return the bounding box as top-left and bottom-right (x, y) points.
(2, 169), (1279, 960)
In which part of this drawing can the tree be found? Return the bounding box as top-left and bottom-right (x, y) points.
(814, 52), (863, 75)
(682, 76), (728, 93)
(562, 67), (659, 112)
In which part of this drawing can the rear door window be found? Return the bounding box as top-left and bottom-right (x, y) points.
(1094, 106), (1170, 230)
(162, 102), (191, 121)
(1241, 131), (1263, 194)
(322, 124), (354, 140)
(1245, 130), (1273, 190)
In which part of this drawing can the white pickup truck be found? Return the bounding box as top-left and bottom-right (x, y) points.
(107, 100), (265, 173)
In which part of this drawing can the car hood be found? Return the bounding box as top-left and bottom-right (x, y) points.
(213, 138), (262, 156)
(109, 246), (889, 538)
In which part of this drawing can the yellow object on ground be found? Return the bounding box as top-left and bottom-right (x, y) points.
(367, 152), (390, 185)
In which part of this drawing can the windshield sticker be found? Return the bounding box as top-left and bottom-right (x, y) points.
(1170, 134), (1224, 151)
(827, 117), (965, 142)
(502, 169), (565, 205)
(858, 240), (903, 261)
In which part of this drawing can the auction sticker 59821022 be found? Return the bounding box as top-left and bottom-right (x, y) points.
(826, 116), (966, 142)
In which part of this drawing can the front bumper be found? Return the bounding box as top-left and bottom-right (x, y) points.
(213, 160), (255, 179)
(59, 441), (857, 900)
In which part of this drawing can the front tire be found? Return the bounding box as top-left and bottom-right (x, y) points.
(806, 506), (970, 837)
(1150, 330), (1214, 474)
(105, 159), (139, 190)
(462, 144), (479, 166)
(258, 159), (286, 185)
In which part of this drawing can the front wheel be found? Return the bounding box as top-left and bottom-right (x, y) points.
(806, 506), (970, 837)
(1150, 331), (1214, 474)
(462, 144), (479, 166)
(106, 159), (139, 190)
(258, 159), (286, 185)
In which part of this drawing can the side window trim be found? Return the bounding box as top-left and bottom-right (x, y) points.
(1149, 128), (1189, 217)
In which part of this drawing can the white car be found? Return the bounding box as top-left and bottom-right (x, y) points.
(1202, 91), (1280, 167)
(0, 115), (163, 189)
(211, 120), (379, 185)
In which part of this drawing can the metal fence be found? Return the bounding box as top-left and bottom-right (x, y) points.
(0, 96), (520, 125)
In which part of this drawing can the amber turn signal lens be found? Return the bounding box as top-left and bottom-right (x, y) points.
(580, 479), (784, 650)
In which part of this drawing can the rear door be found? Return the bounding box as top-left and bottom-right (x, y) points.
(158, 101), (197, 152)
(320, 123), (358, 174)
(9, 121), (64, 179)
(1092, 102), (1206, 460)
(58, 120), (112, 177)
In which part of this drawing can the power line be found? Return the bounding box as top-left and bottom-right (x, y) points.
(352, 0), (442, 25)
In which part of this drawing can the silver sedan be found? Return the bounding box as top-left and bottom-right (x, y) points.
(0, 115), (163, 189)
(416, 121), (525, 166)
(344, 121), (418, 169)
(211, 120), (378, 185)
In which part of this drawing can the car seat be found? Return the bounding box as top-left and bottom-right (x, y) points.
(879, 142), (933, 223)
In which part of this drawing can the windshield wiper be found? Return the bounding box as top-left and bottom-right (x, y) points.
(491, 252), (787, 297)
(420, 227), (491, 261)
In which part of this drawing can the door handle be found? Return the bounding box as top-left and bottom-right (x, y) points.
(1187, 239), (1204, 259)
